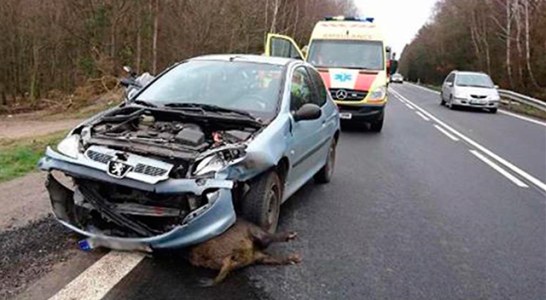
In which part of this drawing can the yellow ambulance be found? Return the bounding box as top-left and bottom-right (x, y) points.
(265, 16), (390, 132)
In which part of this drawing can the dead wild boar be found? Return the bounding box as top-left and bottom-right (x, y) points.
(188, 219), (301, 286)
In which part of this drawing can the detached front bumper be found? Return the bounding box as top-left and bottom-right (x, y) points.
(39, 148), (236, 251)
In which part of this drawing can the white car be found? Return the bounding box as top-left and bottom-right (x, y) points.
(390, 73), (403, 84)
(440, 71), (500, 113)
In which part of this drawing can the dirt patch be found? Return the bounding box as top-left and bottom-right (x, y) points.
(0, 119), (82, 140)
(0, 172), (52, 231)
(0, 217), (78, 299)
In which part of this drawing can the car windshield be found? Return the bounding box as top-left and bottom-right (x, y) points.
(307, 40), (384, 70)
(135, 60), (284, 120)
(455, 74), (494, 88)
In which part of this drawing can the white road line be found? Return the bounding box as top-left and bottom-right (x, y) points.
(391, 92), (406, 103)
(407, 82), (546, 128)
(416, 111), (430, 121)
(470, 150), (529, 188)
(434, 124), (459, 141)
(49, 251), (145, 300)
(407, 82), (441, 94)
(498, 109), (546, 128)
(391, 88), (546, 193)
(405, 103), (415, 110)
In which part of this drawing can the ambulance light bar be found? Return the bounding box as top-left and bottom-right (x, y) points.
(324, 16), (374, 23)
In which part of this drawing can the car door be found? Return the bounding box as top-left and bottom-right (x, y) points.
(442, 73), (454, 100)
(307, 65), (337, 155)
(284, 66), (324, 197)
(265, 34), (305, 60)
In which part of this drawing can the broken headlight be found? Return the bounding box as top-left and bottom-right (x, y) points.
(57, 134), (81, 158)
(193, 147), (245, 177)
(194, 154), (226, 176)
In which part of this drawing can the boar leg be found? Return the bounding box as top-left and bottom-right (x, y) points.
(251, 230), (298, 248)
(254, 251), (302, 265)
(199, 256), (239, 287)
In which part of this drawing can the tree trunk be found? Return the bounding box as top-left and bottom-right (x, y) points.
(269, 0), (280, 33)
(523, 0), (540, 88)
(152, 0), (159, 74)
(29, 42), (39, 105)
(136, 1), (142, 72)
(505, 0), (514, 89)
(514, 0), (524, 87)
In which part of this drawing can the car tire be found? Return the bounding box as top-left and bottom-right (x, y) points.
(241, 170), (282, 233)
(440, 94), (446, 106)
(370, 116), (384, 132)
(489, 108), (497, 113)
(448, 96), (457, 110)
(314, 139), (337, 184)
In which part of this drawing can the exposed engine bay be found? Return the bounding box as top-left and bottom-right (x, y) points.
(51, 106), (261, 238)
(80, 106), (259, 178)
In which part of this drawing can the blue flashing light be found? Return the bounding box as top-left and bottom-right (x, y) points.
(324, 16), (374, 23)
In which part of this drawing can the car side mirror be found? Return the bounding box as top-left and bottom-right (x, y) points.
(447, 82), (453, 87)
(293, 103), (321, 121)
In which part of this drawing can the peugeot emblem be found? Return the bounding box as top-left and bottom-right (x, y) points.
(107, 160), (132, 178)
(335, 89), (348, 100)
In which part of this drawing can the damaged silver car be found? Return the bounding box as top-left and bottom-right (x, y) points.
(39, 55), (340, 252)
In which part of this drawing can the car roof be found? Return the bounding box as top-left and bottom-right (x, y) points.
(189, 54), (297, 66)
(453, 70), (489, 76)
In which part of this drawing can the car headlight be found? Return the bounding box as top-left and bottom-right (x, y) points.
(194, 154), (227, 176)
(368, 86), (386, 101)
(454, 92), (467, 99)
(57, 134), (81, 158)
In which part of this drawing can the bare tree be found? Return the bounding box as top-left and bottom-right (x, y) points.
(151, 0), (159, 74)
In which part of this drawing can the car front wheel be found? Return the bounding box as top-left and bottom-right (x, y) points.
(241, 170), (282, 233)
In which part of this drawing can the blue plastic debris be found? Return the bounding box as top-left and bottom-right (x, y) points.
(78, 239), (93, 252)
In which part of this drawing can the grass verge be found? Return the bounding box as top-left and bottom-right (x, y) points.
(500, 101), (546, 120)
(0, 131), (67, 182)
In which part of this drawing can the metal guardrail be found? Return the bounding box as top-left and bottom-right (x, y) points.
(498, 89), (546, 112)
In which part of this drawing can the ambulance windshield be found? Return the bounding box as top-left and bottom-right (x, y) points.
(307, 40), (384, 70)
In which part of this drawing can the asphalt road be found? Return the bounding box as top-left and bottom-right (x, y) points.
(8, 83), (546, 299)
(105, 84), (545, 299)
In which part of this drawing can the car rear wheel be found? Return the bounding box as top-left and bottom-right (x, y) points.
(314, 139), (337, 184)
(241, 170), (282, 233)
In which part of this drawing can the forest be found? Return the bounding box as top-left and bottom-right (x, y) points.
(398, 0), (546, 99)
(0, 0), (356, 112)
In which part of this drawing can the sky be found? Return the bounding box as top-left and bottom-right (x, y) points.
(354, 0), (438, 58)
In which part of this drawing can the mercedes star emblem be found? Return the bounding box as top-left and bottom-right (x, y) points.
(335, 89), (348, 100)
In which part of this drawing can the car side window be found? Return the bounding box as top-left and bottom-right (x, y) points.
(271, 38), (302, 60)
(290, 67), (313, 111)
(307, 67), (327, 107)
(289, 44), (303, 60)
(271, 38), (291, 57)
(446, 73), (455, 83)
